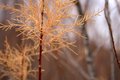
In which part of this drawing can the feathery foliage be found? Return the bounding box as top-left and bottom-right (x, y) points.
(0, 0), (102, 80)
(0, 0), (101, 53)
(0, 38), (38, 80)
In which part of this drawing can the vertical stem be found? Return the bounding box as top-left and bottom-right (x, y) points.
(39, 0), (44, 80)
(76, 1), (95, 80)
(21, 53), (24, 80)
(22, 53), (27, 80)
(104, 0), (120, 69)
(82, 26), (95, 80)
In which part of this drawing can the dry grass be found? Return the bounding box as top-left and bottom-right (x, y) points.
(0, 38), (38, 80)
(0, 0), (101, 54)
(0, 0), (102, 80)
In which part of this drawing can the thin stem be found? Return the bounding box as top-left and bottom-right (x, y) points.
(76, 1), (95, 80)
(39, 0), (44, 80)
(22, 53), (27, 80)
(104, 0), (120, 69)
(21, 54), (24, 80)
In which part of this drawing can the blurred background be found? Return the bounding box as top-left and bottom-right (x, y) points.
(0, 0), (120, 80)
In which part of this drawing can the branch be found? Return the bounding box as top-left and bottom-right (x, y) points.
(104, 0), (120, 69)
(76, 0), (96, 80)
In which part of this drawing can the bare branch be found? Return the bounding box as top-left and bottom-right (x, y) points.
(104, 0), (120, 69)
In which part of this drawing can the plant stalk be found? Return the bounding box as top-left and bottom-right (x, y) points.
(39, 0), (44, 80)
(76, 1), (96, 80)
(104, 0), (120, 69)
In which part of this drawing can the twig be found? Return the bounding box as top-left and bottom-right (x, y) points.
(104, 0), (120, 69)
